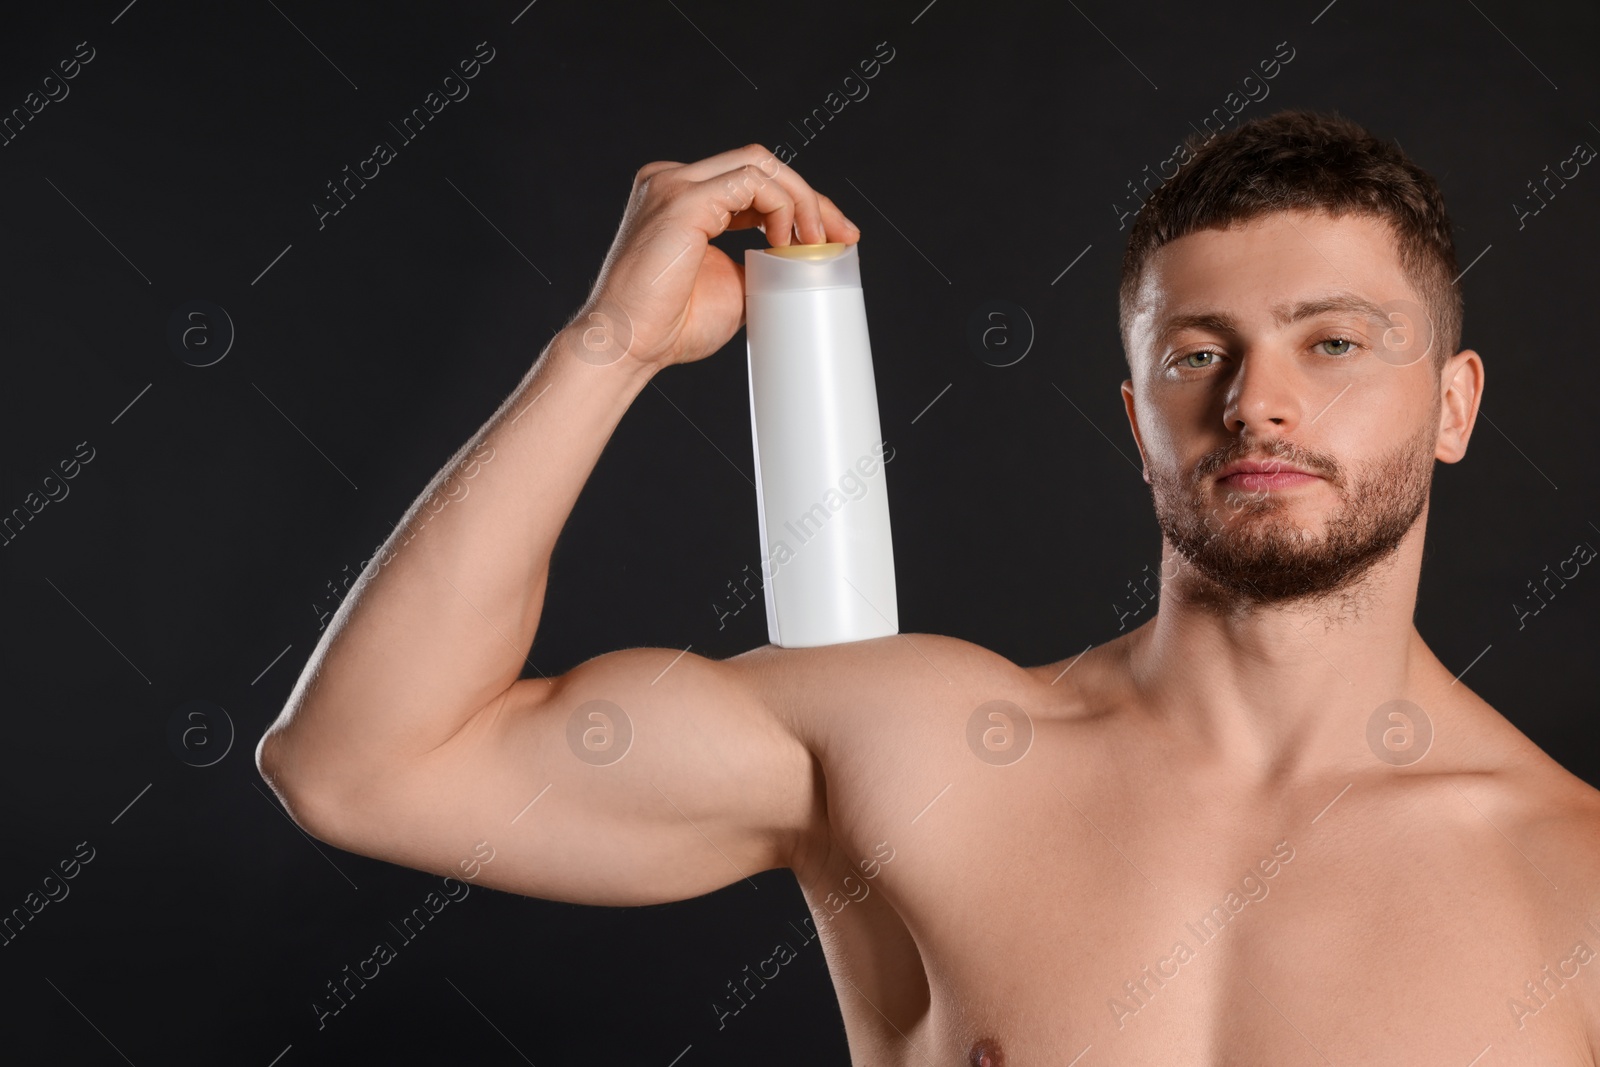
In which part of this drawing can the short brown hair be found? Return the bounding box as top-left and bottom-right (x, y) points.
(1118, 109), (1462, 370)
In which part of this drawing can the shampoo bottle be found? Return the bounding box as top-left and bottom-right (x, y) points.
(743, 241), (898, 647)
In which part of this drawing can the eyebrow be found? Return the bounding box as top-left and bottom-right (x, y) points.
(1153, 293), (1392, 351)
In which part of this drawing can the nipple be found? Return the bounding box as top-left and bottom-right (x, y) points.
(968, 1037), (1004, 1067)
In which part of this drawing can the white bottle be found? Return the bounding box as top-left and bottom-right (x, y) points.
(743, 241), (898, 648)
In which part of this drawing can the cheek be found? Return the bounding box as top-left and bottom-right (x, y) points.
(1137, 391), (1212, 471)
(1143, 424), (1181, 471)
(1311, 377), (1422, 462)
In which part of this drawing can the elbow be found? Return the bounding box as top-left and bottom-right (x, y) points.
(255, 719), (401, 858)
(255, 725), (352, 847)
(254, 724), (282, 785)
(256, 724), (300, 803)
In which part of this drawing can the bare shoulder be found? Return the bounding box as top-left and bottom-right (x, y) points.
(1499, 756), (1600, 1050)
(1434, 684), (1600, 1037)
(1440, 684), (1600, 870)
(719, 632), (1043, 879)
(1438, 684), (1600, 861)
(725, 631), (1037, 738)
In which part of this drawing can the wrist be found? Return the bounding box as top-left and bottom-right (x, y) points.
(545, 317), (659, 391)
(549, 303), (661, 386)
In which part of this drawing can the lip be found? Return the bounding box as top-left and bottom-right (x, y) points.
(1215, 459), (1322, 491)
(1221, 470), (1321, 491)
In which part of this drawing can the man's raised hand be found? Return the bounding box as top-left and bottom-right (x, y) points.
(568, 144), (860, 372)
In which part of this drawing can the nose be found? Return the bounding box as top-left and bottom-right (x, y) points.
(1222, 349), (1305, 436)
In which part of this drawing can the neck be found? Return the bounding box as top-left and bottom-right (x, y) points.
(1121, 519), (1437, 781)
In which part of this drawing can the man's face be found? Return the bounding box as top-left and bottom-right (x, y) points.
(1121, 209), (1448, 609)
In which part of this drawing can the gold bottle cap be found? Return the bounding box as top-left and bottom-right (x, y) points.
(761, 241), (848, 260)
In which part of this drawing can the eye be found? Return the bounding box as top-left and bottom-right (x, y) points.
(1175, 349), (1222, 369)
(1313, 336), (1361, 357)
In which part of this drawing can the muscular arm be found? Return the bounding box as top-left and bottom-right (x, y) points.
(256, 145), (858, 903)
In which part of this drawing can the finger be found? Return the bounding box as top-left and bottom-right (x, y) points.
(722, 207), (766, 232)
(814, 193), (861, 244)
(705, 196), (776, 238)
(684, 146), (824, 245)
(750, 156), (824, 244)
(672, 143), (785, 184)
(782, 171), (824, 245)
(745, 158), (852, 244)
(675, 144), (864, 244)
(693, 163), (797, 244)
(633, 160), (683, 185)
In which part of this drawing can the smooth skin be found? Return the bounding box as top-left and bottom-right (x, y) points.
(259, 144), (1600, 1065)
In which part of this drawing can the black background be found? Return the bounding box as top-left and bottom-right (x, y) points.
(1, 1), (1595, 1064)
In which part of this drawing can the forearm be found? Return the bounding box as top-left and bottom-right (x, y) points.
(263, 324), (656, 786)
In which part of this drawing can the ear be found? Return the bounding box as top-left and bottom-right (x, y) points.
(1435, 348), (1484, 464)
(1121, 379), (1152, 484)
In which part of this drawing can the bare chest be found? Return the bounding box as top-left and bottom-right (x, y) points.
(797, 748), (1598, 1066)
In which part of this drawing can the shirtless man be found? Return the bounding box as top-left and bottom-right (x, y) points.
(258, 110), (1600, 1064)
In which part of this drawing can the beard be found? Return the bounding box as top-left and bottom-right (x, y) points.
(1147, 415), (1436, 612)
